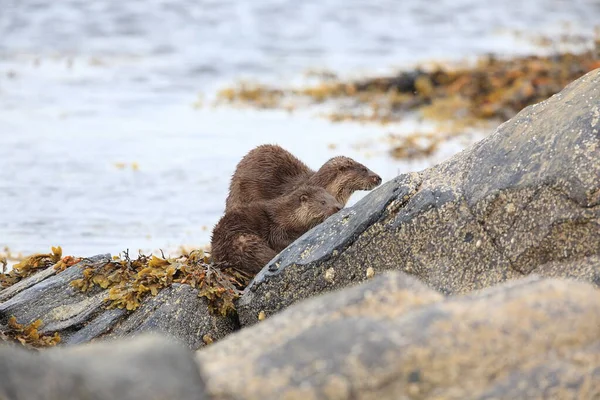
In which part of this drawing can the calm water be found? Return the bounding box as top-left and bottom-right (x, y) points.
(1, 0), (599, 259)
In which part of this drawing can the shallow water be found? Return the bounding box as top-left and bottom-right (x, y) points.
(0, 0), (599, 258)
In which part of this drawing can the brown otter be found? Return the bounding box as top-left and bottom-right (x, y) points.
(225, 144), (382, 212)
(211, 185), (342, 275)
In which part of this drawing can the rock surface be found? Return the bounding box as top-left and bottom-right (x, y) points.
(0, 70), (599, 400)
(0, 334), (209, 400)
(238, 67), (600, 326)
(198, 272), (600, 400)
(0, 255), (237, 349)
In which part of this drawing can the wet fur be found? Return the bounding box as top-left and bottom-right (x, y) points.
(212, 185), (342, 275)
(225, 144), (382, 211)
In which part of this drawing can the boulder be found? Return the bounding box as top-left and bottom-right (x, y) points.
(0, 255), (237, 349)
(237, 68), (600, 326)
(198, 272), (600, 400)
(104, 283), (237, 349)
(0, 334), (209, 400)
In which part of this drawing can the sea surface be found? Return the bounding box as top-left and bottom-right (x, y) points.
(0, 0), (599, 259)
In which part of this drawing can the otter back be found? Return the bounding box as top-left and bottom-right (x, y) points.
(225, 144), (312, 211)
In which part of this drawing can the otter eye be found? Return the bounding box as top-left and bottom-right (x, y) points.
(361, 167), (368, 173)
(321, 201), (326, 205)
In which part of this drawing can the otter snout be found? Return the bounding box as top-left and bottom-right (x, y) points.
(369, 173), (382, 187)
(331, 204), (343, 214)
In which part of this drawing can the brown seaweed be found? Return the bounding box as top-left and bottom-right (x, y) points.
(0, 246), (70, 288)
(1, 316), (61, 349)
(214, 47), (600, 126)
(71, 249), (252, 316)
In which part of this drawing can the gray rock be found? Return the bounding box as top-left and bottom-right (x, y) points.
(237, 68), (600, 326)
(0, 334), (209, 400)
(0, 255), (237, 350)
(105, 283), (238, 349)
(198, 273), (600, 400)
(0, 265), (58, 303)
(0, 255), (111, 326)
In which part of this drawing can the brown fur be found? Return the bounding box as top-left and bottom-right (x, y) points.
(225, 144), (382, 211)
(211, 185), (342, 275)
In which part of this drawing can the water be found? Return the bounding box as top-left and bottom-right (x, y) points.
(0, 0), (599, 259)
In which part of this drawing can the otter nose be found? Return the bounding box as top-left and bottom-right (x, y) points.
(370, 174), (382, 185)
(332, 204), (343, 213)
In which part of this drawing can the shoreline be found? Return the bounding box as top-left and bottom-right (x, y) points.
(2, 42), (599, 267)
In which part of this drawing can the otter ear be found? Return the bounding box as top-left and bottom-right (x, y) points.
(300, 194), (308, 203)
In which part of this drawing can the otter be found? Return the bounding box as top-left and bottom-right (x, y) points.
(211, 185), (342, 275)
(225, 144), (382, 212)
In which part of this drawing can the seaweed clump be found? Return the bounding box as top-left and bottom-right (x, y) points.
(0, 316), (61, 349)
(0, 246), (79, 289)
(71, 250), (251, 316)
(385, 132), (441, 160)
(215, 47), (600, 125)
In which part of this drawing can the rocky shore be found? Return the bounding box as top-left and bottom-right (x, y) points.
(215, 46), (600, 160)
(1, 68), (599, 399)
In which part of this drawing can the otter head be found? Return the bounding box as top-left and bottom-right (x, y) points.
(293, 185), (343, 230)
(315, 156), (382, 205)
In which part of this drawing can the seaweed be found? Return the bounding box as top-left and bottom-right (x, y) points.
(71, 249), (252, 316)
(214, 46), (600, 128)
(1, 316), (61, 349)
(54, 255), (82, 273)
(211, 46), (598, 161)
(385, 132), (440, 160)
(0, 246), (76, 288)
